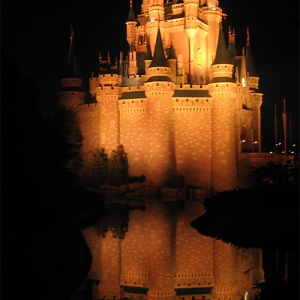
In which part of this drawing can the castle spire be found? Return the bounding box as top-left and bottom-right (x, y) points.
(211, 22), (232, 66)
(149, 27), (167, 68)
(245, 27), (258, 77)
(65, 25), (79, 78)
(127, 0), (135, 21)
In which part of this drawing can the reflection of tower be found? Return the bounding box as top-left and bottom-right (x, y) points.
(147, 201), (176, 300)
(211, 240), (239, 300)
(58, 26), (85, 109)
(98, 236), (123, 300)
(208, 23), (238, 192)
(144, 26), (175, 185)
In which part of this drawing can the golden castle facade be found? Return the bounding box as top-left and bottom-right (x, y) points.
(57, 1), (272, 299)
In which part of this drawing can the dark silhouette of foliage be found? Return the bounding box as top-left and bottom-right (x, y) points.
(81, 148), (109, 188)
(128, 174), (146, 183)
(107, 144), (129, 186)
(251, 158), (299, 186)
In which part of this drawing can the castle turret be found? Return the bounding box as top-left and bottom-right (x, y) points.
(200, 1), (223, 82)
(126, 0), (137, 47)
(58, 26), (85, 108)
(245, 27), (259, 90)
(208, 23), (238, 192)
(144, 26), (175, 186)
(95, 53), (121, 153)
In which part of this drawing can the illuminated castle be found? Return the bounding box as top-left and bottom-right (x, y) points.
(58, 1), (268, 299)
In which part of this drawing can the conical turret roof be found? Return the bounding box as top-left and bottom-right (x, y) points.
(149, 28), (168, 68)
(145, 42), (153, 60)
(212, 26), (232, 65)
(167, 43), (176, 60)
(246, 45), (258, 77)
(64, 27), (79, 78)
(127, 0), (136, 22)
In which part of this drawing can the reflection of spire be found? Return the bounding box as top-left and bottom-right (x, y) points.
(246, 26), (250, 46)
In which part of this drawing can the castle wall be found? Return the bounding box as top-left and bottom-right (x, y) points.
(173, 98), (212, 188)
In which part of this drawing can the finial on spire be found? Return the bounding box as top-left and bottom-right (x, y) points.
(246, 26), (250, 46)
(130, 0), (132, 8)
(70, 25), (74, 45)
(242, 47), (245, 56)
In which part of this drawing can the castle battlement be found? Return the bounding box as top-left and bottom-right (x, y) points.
(121, 85), (146, 92)
(79, 103), (99, 109)
(174, 271), (214, 288)
(175, 84), (209, 90)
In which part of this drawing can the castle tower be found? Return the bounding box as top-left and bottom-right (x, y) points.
(184, 0), (199, 84)
(96, 53), (121, 153)
(144, 26), (175, 185)
(126, 0), (137, 48)
(58, 26), (85, 109)
(126, 1), (138, 76)
(208, 23), (238, 192)
(200, 1), (223, 82)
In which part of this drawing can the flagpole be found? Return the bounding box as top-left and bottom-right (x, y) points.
(282, 99), (287, 161)
(275, 104), (277, 153)
(289, 113), (292, 151)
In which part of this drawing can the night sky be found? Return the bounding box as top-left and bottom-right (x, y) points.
(3, 0), (299, 151)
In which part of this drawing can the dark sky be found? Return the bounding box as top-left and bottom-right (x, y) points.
(3, 0), (299, 151)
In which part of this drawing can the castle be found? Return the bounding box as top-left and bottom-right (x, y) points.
(58, 1), (270, 299)
(58, 0), (276, 192)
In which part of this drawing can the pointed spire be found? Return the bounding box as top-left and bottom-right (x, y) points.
(149, 28), (168, 68)
(64, 25), (79, 78)
(240, 47), (247, 80)
(145, 38), (153, 60)
(246, 26), (250, 46)
(211, 22), (232, 65)
(127, 0), (136, 21)
(245, 27), (258, 77)
(167, 42), (176, 60)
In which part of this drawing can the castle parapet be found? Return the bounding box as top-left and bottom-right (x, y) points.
(174, 271), (214, 288)
(98, 73), (121, 86)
